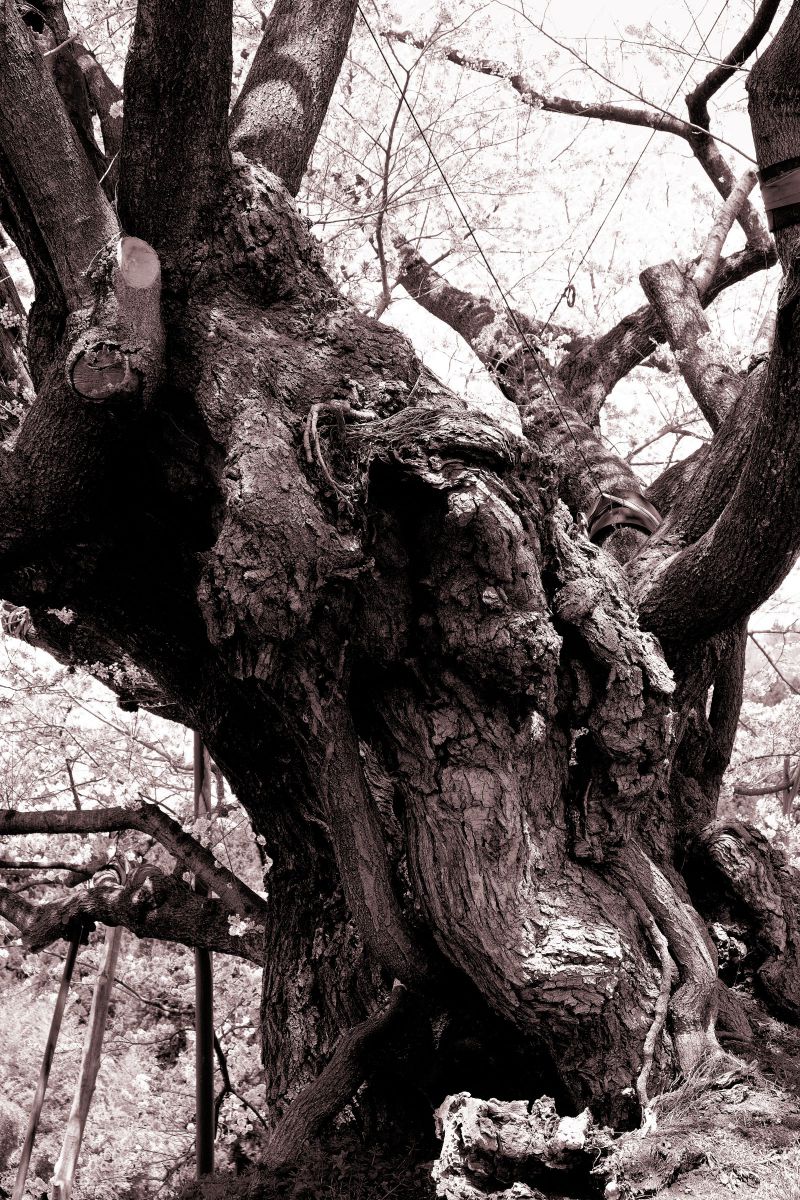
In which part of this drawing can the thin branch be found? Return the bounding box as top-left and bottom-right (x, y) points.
(748, 632), (800, 697)
(213, 1035), (268, 1134)
(385, 28), (766, 251)
(733, 781), (788, 797)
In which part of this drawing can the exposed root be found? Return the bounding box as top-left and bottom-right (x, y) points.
(303, 399), (377, 509)
(617, 845), (721, 1075)
(609, 870), (677, 1108)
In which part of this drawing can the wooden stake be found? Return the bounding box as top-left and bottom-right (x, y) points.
(12, 930), (81, 1200)
(51, 924), (123, 1200)
(193, 732), (215, 1177)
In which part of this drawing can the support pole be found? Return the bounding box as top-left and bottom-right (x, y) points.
(51, 922), (123, 1200)
(193, 731), (215, 1177)
(12, 930), (81, 1200)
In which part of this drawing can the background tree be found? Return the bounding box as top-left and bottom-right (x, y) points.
(3, 1), (800, 1197)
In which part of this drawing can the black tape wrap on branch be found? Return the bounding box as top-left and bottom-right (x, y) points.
(759, 157), (800, 232)
(588, 490), (662, 544)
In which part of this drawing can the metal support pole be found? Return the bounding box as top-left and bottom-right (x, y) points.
(12, 930), (81, 1200)
(193, 731), (215, 1177)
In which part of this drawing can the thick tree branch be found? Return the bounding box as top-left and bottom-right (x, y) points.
(18, 869), (264, 964)
(686, 0), (782, 135)
(73, 41), (123, 186)
(0, 802), (267, 920)
(639, 261), (741, 430)
(0, 3), (116, 309)
(631, 8), (800, 641)
(118, 0), (232, 253)
(395, 236), (646, 520)
(0, 882), (35, 928)
(230, 0), (358, 196)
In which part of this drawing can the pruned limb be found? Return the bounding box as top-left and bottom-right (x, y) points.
(118, 0), (232, 252)
(264, 983), (407, 1170)
(639, 260), (741, 430)
(66, 236), (163, 403)
(230, 0), (359, 196)
(0, 801), (267, 919)
(0, 2), (116, 309)
(693, 170), (759, 296)
(17, 868), (264, 964)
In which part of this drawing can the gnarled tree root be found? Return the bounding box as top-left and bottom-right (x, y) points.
(432, 1092), (612, 1200)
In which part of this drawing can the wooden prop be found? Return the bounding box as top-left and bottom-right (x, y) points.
(193, 732), (215, 1177)
(51, 861), (126, 1200)
(12, 930), (82, 1200)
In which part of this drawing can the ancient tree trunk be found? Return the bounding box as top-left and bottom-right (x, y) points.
(3, 1), (800, 1197)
